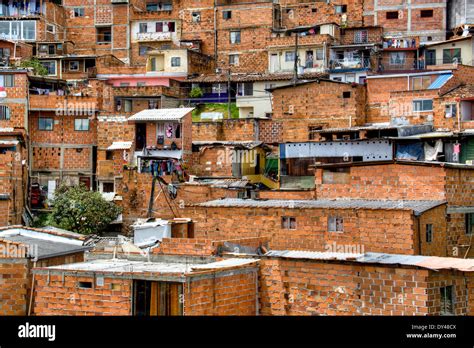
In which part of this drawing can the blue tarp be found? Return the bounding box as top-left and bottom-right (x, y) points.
(428, 74), (452, 90)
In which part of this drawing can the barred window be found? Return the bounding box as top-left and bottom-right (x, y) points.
(0, 105), (10, 120)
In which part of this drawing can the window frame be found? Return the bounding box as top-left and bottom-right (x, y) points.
(0, 105), (10, 120)
(413, 99), (434, 112)
(73, 7), (85, 17)
(281, 216), (296, 230)
(96, 26), (112, 44)
(440, 285), (454, 315)
(170, 57), (181, 67)
(426, 224), (433, 243)
(40, 60), (57, 76)
(229, 54), (239, 66)
(38, 118), (54, 131)
(386, 11), (399, 19)
(69, 61), (80, 71)
(466, 213), (474, 235)
(230, 30), (241, 44)
(328, 216), (344, 232)
(74, 118), (90, 131)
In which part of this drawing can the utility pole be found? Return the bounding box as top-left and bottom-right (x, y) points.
(227, 67), (231, 118)
(293, 32), (299, 84)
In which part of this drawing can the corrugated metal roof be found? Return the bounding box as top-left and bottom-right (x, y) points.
(128, 108), (194, 121)
(196, 198), (446, 215)
(428, 74), (452, 89)
(264, 251), (474, 272)
(191, 178), (251, 189)
(107, 141), (133, 150)
(0, 235), (90, 260)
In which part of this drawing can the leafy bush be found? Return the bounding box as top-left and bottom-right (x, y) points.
(19, 58), (48, 76)
(189, 86), (204, 98)
(49, 184), (122, 235)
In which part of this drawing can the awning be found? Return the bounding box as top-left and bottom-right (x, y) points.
(428, 74), (452, 89)
(128, 108), (194, 121)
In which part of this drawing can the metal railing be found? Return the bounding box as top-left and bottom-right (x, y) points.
(330, 57), (370, 70)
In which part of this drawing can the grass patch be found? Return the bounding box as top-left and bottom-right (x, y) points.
(192, 103), (239, 122)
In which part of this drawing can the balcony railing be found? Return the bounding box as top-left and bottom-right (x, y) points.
(378, 57), (464, 71)
(330, 57), (370, 70)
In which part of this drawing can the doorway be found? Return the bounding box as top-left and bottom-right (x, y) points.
(133, 280), (183, 316)
(135, 123), (147, 150)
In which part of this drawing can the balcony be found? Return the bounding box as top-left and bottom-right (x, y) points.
(329, 57), (370, 72)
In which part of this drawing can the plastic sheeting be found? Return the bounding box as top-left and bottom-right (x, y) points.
(424, 140), (443, 161)
(396, 143), (424, 160)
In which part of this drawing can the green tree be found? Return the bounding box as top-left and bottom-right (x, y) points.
(19, 58), (48, 76)
(49, 184), (122, 235)
(189, 86), (203, 98)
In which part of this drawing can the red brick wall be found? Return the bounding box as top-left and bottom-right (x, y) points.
(192, 119), (257, 142)
(185, 269), (258, 315)
(0, 259), (28, 315)
(259, 258), (433, 315)
(271, 80), (366, 141)
(33, 273), (132, 315)
(184, 205), (427, 255)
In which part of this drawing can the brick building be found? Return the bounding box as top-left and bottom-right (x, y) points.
(0, 226), (89, 315)
(32, 253), (259, 316)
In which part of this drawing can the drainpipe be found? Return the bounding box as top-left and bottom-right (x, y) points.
(214, 0), (218, 63)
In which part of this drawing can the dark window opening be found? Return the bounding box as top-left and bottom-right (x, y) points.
(135, 123), (147, 150)
(426, 224), (433, 243)
(440, 286), (454, 315)
(466, 213), (474, 235)
(223, 10), (232, 19)
(420, 9), (433, 17)
(102, 182), (114, 193)
(133, 280), (183, 316)
(343, 91), (351, 98)
(106, 150), (113, 160)
(281, 216), (296, 230)
(78, 281), (92, 289)
(97, 26), (112, 43)
(328, 216), (344, 232)
(386, 11), (399, 19)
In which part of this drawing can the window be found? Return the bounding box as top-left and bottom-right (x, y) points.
(73, 7), (84, 17)
(308, 125), (322, 140)
(426, 224), (433, 243)
(285, 51), (295, 62)
(124, 99), (132, 112)
(102, 182), (114, 193)
(171, 57), (181, 67)
(75, 119), (90, 131)
(150, 57), (157, 71)
(281, 216), (296, 230)
(440, 286), (454, 315)
(354, 30), (368, 44)
(46, 24), (55, 34)
(192, 12), (201, 22)
(148, 100), (159, 109)
(139, 45), (151, 56)
(335, 5), (347, 13)
(343, 91), (351, 98)
(69, 61), (79, 71)
(229, 54), (239, 65)
(315, 48), (324, 61)
(413, 99), (433, 112)
(445, 103), (457, 118)
(466, 213), (474, 235)
(328, 216), (344, 232)
(0, 48), (10, 58)
(0, 105), (10, 120)
(230, 30), (240, 44)
(420, 9), (433, 17)
(223, 10), (232, 20)
(411, 76), (432, 90)
(106, 151), (113, 160)
(386, 11), (399, 19)
(97, 26), (112, 43)
(238, 83), (253, 96)
(139, 23), (148, 33)
(0, 21), (36, 41)
(78, 281), (92, 289)
(0, 75), (14, 87)
(40, 61), (56, 75)
(137, 82), (146, 87)
(38, 118), (53, 131)
(48, 44), (55, 55)
(389, 52), (406, 65)
(443, 48), (461, 64)
(120, 82), (130, 87)
(212, 83), (227, 94)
